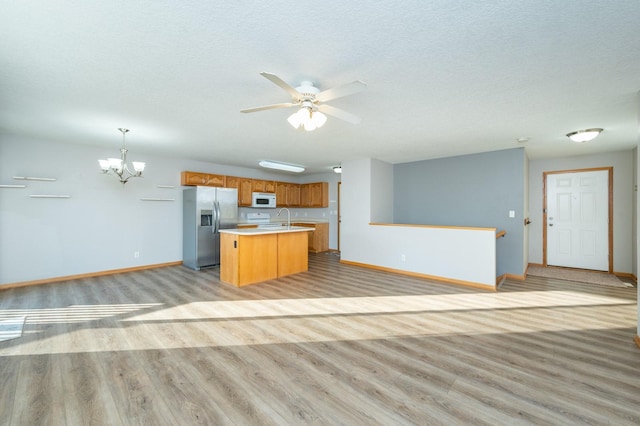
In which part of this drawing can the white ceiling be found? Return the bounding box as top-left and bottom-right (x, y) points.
(2, 1), (639, 174)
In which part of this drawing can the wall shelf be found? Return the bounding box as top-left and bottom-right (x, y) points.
(0, 184), (27, 188)
(29, 194), (70, 199)
(140, 198), (175, 202)
(13, 176), (57, 181)
(157, 185), (175, 189)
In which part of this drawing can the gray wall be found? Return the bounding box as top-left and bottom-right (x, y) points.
(393, 148), (526, 277)
(528, 150), (635, 274)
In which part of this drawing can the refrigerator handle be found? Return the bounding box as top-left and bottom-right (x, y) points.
(213, 201), (220, 233)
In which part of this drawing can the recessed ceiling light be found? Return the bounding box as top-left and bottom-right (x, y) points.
(566, 128), (603, 143)
(516, 137), (530, 143)
(258, 160), (305, 173)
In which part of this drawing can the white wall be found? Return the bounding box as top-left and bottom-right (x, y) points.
(341, 158), (496, 287)
(523, 151), (530, 274)
(0, 135), (337, 285)
(528, 150), (635, 274)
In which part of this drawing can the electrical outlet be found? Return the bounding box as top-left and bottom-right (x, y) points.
(134, 251), (140, 258)
(401, 254), (406, 262)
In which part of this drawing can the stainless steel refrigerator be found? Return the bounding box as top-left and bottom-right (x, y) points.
(183, 186), (238, 270)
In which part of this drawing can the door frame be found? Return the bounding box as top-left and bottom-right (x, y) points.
(542, 167), (613, 273)
(337, 181), (341, 252)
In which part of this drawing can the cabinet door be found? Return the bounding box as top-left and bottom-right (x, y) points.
(264, 180), (276, 193)
(226, 176), (251, 206)
(275, 182), (288, 206)
(206, 174), (226, 187)
(181, 171), (208, 186)
(252, 179), (266, 192)
(307, 228), (316, 251)
(309, 182), (328, 207)
(300, 184), (310, 207)
(313, 223), (329, 252)
(226, 176), (239, 189)
(287, 184), (301, 207)
(239, 178), (253, 206)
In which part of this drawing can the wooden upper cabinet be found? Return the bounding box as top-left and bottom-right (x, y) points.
(181, 171), (226, 187)
(275, 182), (288, 206)
(287, 184), (301, 207)
(300, 184), (310, 207)
(181, 171), (208, 186)
(275, 182), (301, 207)
(299, 182), (329, 207)
(227, 176), (252, 206)
(182, 171), (328, 209)
(308, 182), (328, 207)
(252, 179), (275, 194)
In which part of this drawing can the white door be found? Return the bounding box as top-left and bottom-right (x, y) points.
(546, 170), (609, 271)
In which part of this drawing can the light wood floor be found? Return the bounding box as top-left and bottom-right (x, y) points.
(1, 253), (638, 425)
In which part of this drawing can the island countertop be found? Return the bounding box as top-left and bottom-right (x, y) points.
(220, 227), (312, 286)
(220, 226), (313, 236)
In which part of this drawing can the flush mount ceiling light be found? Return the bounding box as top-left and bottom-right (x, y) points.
(98, 128), (146, 185)
(332, 165), (342, 173)
(258, 160), (305, 173)
(566, 128), (603, 143)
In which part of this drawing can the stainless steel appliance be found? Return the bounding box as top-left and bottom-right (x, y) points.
(183, 186), (238, 270)
(251, 192), (276, 208)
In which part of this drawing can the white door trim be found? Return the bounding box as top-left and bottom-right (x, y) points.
(542, 167), (613, 273)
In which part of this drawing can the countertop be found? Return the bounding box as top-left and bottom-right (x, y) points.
(220, 226), (314, 236)
(237, 218), (329, 225)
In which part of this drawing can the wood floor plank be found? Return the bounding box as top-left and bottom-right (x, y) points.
(0, 253), (638, 424)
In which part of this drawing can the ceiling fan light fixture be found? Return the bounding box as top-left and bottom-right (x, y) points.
(259, 160), (305, 173)
(313, 111), (327, 128)
(288, 108), (327, 132)
(287, 110), (303, 128)
(566, 128), (603, 143)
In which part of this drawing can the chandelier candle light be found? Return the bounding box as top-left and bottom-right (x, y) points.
(98, 128), (146, 185)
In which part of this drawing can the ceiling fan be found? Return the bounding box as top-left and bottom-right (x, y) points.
(240, 72), (366, 131)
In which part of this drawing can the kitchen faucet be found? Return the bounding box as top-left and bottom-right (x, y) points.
(277, 207), (291, 228)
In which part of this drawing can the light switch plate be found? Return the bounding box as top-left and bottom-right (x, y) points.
(509, 210), (515, 218)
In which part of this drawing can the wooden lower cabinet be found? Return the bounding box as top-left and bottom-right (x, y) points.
(220, 231), (309, 287)
(292, 222), (329, 253)
(221, 233), (278, 286)
(277, 231), (308, 277)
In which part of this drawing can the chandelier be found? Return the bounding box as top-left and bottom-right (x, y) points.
(287, 101), (327, 132)
(98, 128), (146, 184)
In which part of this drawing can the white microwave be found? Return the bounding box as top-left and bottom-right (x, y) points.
(251, 192), (276, 208)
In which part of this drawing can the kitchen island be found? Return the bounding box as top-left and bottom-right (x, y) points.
(219, 227), (312, 286)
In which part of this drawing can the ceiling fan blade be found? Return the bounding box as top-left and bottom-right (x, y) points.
(317, 104), (362, 124)
(240, 102), (297, 113)
(316, 80), (367, 102)
(260, 72), (301, 101)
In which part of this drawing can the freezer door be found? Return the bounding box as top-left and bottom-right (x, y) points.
(196, 225), (216, 267)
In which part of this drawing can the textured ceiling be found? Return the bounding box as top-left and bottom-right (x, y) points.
(1, 1), (639, 174)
